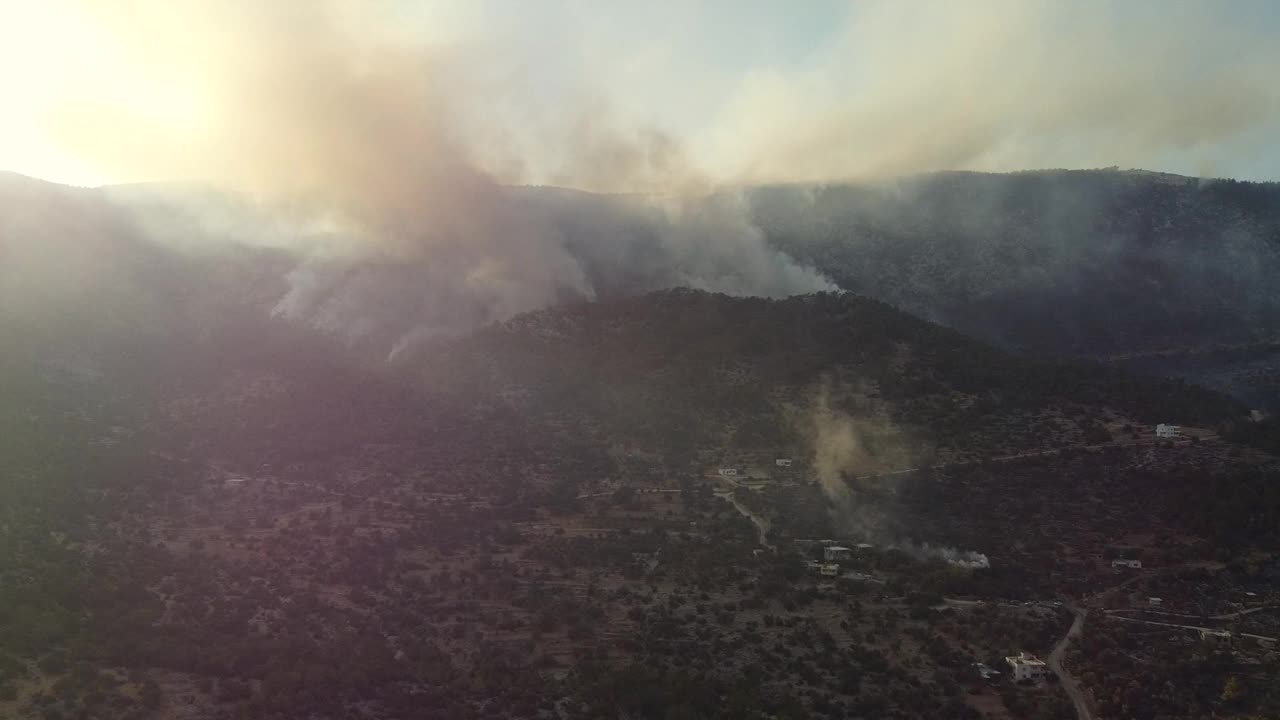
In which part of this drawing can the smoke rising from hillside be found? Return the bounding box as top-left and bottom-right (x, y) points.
(10, 0), (1279, 349)
(807, 385), (990, 568)
(808, 385), (900, 539)
(26, 1), (831, 352)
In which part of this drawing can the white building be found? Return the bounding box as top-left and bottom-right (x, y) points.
(1005, 652), (1048, 682)
(1156, 423), (1181, 439)
(775, 458), (793, 468)
(824, 546), (853, 562)
(717, 468), (738, 477)
(1111, 559), (1142, 569)
(1199, 629), (1232, 646)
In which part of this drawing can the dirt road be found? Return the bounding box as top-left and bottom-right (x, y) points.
(1048, 605), (1092, 720)
(715, 490), (774, 551)
(850, 433), (1213, 483)
(1106, 604), (1277, 622)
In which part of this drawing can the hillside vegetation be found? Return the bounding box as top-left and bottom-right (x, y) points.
(426, 289), (1245, 468)
(749, 169), (1280, 408)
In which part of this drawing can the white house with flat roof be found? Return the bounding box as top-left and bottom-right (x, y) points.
(1005, 652), (1047, 682)
(1156, 424), (1181, 439)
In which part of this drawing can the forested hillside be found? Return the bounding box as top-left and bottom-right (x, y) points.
(748, 169), (1280, 408)
(7, 168), (1279, 408)
(2, 282), (1276, 719)
(425, 289), (1245, 467)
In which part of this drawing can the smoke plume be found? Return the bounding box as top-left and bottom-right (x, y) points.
(9, 0), (1279, 349)
(807, 384), (989, 568)
(708, 0), (1280, 183)
(896, 542), (991, 570)
(808, 384), (906, 539)
(23, 1), (831, 353)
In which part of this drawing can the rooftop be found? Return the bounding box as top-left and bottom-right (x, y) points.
(1005, 652), (1046, 667)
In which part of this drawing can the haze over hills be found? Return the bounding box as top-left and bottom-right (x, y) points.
(5, 166), (1280, 720)
(4, 256), (1278, 717)
(746, 168), (1280, 410)
(6, 167), (1279, 408)
(7, 1), (1280, 717)
(751, 169), (1280, 352)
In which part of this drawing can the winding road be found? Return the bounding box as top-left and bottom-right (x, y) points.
(715, 490), (775, 551)
(1048, 605), (1092, 720)
(1106, 604), (1278, 622)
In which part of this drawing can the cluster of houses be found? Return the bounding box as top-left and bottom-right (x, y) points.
(713, 458), (800, 491)
(717, 458), (796, 477)
(803, 542), (879, 578)
(806, 545), (853, 577)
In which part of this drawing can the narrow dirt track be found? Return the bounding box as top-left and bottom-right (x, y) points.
(715, 490), (774, 551)
(1048, 606), (1092, 720)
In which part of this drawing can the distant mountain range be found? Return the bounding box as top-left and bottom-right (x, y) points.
(745, 169), (1280, 409)
(4, 167), (1278, 409)
(6, 168), (1280, 720)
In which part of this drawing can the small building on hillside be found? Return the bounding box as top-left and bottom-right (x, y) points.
(1148, 597), (1164, 607)
(1112, 559), (1142, 570)
(1199, 629), (1232, 646)
(717, 468), (738, 477)
(824, 546), (853, 562)
(1156, 423), (1181, 439)
(1005, 652), (1048, 682)
(775, 458), (793, 468)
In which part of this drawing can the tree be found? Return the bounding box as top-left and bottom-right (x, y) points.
(1221, 675), (1246, 704)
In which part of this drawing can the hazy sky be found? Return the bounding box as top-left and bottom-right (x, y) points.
(2, 0), (1279, 188)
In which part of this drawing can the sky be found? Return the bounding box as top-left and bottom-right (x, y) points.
(2, 0), (1279, 189)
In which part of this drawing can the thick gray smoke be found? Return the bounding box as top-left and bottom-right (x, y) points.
(711, 0), (1280, 182)
(31, 1), (830, 352)
(18, 0), (1273, 353)
(264, 189), (832, 357)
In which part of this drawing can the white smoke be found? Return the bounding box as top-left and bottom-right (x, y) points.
(808, 384), (989, 568)
(902, 542), (991, 569)
(26, 1), (833, 351)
